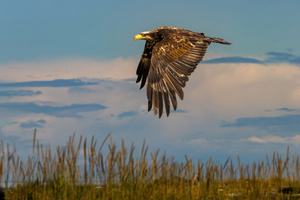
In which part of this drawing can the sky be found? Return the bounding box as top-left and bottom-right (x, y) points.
(0, 0), (300, 164)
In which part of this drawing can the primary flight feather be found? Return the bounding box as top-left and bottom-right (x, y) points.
(134, 26), (231, 118)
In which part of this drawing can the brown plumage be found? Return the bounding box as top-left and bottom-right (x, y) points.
(134, 26), (231, 118)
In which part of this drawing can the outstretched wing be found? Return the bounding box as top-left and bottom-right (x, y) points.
(147, 31), (210, 118)
(136, 40), (155, 89)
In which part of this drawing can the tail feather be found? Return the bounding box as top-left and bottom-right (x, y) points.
(208, 37), (231, 45)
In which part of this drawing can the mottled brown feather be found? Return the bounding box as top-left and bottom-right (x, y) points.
(135, 26), (231, 118)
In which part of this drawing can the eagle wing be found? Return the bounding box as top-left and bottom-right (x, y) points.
(147, 32), (210, 118)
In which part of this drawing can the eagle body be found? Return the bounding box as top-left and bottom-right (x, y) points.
(134, 26), (231, 118)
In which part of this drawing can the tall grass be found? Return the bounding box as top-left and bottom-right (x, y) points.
(1, 130), (300, 199)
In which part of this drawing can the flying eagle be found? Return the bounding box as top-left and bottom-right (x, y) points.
(134, 26), (231, 118)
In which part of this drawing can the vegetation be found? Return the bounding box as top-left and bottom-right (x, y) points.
(1, 130), (300, 199)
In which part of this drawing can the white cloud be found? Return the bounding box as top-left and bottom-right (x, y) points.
(0, 57), (138, 82)
(183, 63), (300, 118)
(189, 138), (207, 144)
(248, 135), (300, 145)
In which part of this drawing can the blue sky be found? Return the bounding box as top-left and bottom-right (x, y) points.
(0, 0), (300, 163)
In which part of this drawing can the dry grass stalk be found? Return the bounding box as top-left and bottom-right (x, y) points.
(0, 132), (299, 199)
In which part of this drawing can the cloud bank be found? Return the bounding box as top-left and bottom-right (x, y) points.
(0, 102), (107, 118)
(221, 114), (300, 133)
(19, 119), (46, 128)
(0, 55), (299, 162)
(0, 79), (98, 88)
(248, 135), (300, 145)
(0, 90), (42, 97)
(202, 51), (300, 65)
(202, 56), (264, 64)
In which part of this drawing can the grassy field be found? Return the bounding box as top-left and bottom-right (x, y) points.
(1, 130), (300, 199)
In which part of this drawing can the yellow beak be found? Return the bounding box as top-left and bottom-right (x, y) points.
(134, 34), (144, 40)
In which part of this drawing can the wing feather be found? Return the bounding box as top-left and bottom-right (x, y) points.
(162, 75), (178, 111)
(161, 79), (171, 116)
(157, 83), (164, 118)
(153, 84), (158, 115)
(146, 81), (153, 111)
(163, 92), (170, 116)
(166, 68), (184, 99)
(146, 32), (210, 117)
(136, 41), (155, 89)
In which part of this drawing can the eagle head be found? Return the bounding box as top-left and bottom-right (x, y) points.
(134, 31), (157, 41)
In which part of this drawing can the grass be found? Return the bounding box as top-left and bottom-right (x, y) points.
(1, 129), (300, 199)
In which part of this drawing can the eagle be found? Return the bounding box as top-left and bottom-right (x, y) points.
(134, 26), (231, 118)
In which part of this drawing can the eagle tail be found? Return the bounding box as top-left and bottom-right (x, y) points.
(207, 37), (231, 45)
